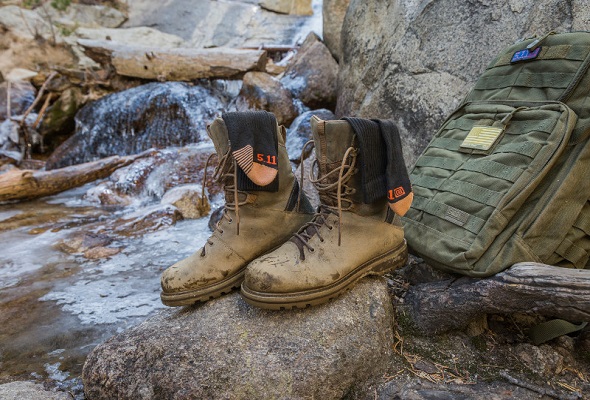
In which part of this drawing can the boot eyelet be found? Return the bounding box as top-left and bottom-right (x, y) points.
(319, 238), (324, 243)
(228, 218), (233, 224)
(310, 248), (315, 252)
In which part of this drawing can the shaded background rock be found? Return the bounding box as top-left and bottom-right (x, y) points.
(336, 0), (590, 168)
(83, 278), (395, 399)
(282, 32), (339, 110)
(234, 71), (299, 126)
(45, 82), (228, 169)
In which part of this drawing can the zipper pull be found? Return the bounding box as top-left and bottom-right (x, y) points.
(527, 31), (556, 52)
(500, 107), (527, 127)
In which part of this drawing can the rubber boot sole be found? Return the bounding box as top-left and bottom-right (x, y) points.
(160, 268), (245, 307)
(240, 240), (408, 310)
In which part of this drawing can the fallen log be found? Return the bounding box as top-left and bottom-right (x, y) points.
(0, 150), (156, 203)
(78, 39), (267, 81)
(403, 262), (590, 334)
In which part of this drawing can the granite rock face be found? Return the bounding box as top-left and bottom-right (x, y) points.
(337, 0), (590, 167)
(83, 278), (395, 399)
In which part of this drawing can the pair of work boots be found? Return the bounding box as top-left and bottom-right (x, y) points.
(160, 114), (408, 310)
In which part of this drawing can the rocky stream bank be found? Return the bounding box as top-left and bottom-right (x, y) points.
(0, 0), (589, 399)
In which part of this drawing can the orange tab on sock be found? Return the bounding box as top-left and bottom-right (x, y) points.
(388, 190), (413, 216)
(223, 111), (279, 192)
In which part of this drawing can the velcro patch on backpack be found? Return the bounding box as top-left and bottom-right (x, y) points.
(460, 125), (504, 152)
(511, 47), (541, 63)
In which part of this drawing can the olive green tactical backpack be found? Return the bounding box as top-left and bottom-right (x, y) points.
(402, 31), (590, 277)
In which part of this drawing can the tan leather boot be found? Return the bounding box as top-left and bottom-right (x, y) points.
(241, 116), (408, 309)
(160, 117), (314, 306)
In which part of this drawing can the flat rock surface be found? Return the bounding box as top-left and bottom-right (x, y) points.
(83, 277), (395, 399)
(0, 381), (71, 400)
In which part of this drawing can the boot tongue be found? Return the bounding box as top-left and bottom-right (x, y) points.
(207, 118), (230, 156)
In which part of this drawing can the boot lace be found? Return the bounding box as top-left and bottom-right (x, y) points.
(200, 149), (249, 256)
(292, 140), (357, 257)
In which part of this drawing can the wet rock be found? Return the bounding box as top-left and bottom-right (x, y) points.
(286, 108), (335, 163)
(161, 184), (210, 219)
(83, 277), (394, 399)
(75, 26), (184, 48)
(322, 0), (350, 61)
(260, 0), (313, 15)
(0, 80), (36, 121)
(235, 71), (298, 126)
(46, 82), (227, 169)
(84, 246), (122, 260)
(40, 87), (85, 149)
(109, 204), (184, 237)
(281, 32), (338, 110)
(0, 119), (23, 166)
(85, 146), (219, 206)
(337, 0), (589, 167)
(57, 232), (114, 254)
(0, 381), (71, 400)
(45, 3), (127, 29)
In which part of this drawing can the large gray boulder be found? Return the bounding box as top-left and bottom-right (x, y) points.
(82, 278), (395, 399)
(337, 0), (590, 167)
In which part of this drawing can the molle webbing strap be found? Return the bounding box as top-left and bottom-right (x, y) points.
(222, 111), (279, 192)
(492, 45), (590, 67)
(428, 139), (542, 158)
(555, 237), (590, 268)
(474, 72), (575, 91)
(412, 175), (503, 207)
(411, 195), (486, 235)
